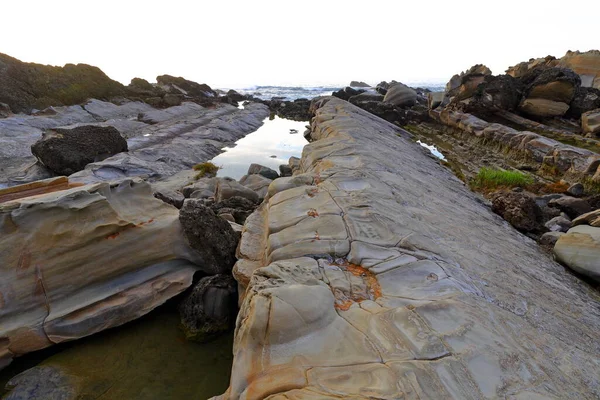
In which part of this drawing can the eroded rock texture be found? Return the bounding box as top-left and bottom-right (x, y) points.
(217, 97), (600, 399)
(0, 179), (216, 368)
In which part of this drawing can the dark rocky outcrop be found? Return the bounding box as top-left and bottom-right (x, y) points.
(156, 74), (216, 98)
(0, 52), (126, 113)
(491, 190), (544, 233)
(179, 200), (239, 273)
(178, 274), (238, 342)
(268, 98), (312, 121)
(248, 163), (279, 180)
(211, 196), (258, 225)
(567, 86), (600, 118)
(31, 125), (128, 175)
(383, 83), (417, 107)
(332, 87), (365, 101)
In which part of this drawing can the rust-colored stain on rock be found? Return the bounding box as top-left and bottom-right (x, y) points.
(330, 260), (382, 311)
(307, 209), (319, 218)
(106, 232), (120, 240)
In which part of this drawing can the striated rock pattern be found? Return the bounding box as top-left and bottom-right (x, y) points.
(0, 179), (217, 369)
(430, 108), (600, 182)
(559, 50), (600, 89)
(217, 97), (600, 399)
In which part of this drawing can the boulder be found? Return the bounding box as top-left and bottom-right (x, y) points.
(567, 87), (600, 118)
(271, 98), (312, 121)
(375, 81), (391, 95)
(539, 231), (564, 246)
(573, 209), (600, 227)
(519, 67), (581, 118)
(247, 163), (279, 180)
(288, 156), (301, 173)
(383, 83), (417, 107)
(554, 225), (600, 281)
(567, 183), (585, 197)
(179, 199), (239, 273)
(226, 89), (246, 103)
(0, 179), (209, 366)
(559, 50), (600, 89)
(210, 196), (258, 225)
(178, 274), (237, 342)
(506, 56), (558, 78)
(349, 81), (370, 88)
(215, 178), (259, 203)
(582, 108), (600, 136)
(491, 190), (544, 233)
(348, 92), (385, 105)
(544, 215), (572, 232)
(446, 64), (492, 101)
(548, 195), (592, 218)
(182, 177), (218, 199)
(428, 92), (445, 110)
(127, 77), (165, 98)
(31, 125), (128, 175)
(279, 164), (293, 177)
(239, 173), (272, 199)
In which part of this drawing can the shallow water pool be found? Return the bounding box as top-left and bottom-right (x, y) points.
(210, 115), (308, 180)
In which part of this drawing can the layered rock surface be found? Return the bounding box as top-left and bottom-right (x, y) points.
(218, 97), (600, 399)
(0, 179), (218, 369)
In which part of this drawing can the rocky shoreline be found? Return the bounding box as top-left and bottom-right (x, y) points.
(1, 50), (600, 399)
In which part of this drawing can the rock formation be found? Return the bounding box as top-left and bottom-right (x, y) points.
(0, 178), (234, 368)
(31, 125), (128, 175)
(216, 97), (600, 399)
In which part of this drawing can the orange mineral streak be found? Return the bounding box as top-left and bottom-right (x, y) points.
(330, 260), (382, 311)
(106, 232), (120, 240)
(0, 178), (84, 204)
(307, 209), (319, 218)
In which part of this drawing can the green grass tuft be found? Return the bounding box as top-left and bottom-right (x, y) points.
(192, 162), (220, 179)
(471, 167), (533, 190)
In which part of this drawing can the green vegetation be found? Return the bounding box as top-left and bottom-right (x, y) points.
(193, 162), (220, 179)
(471, 167), (533, 190)
(582, 176), (600, 195)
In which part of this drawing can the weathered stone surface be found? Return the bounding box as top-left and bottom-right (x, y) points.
(567, 182), (585, 197)
(573, 209), (600, 227)
(179, 199), (239, 273)
(582, 108), (600, 135)
(559, 50), (600, 89)
(519, 67), (581, 118)
(545, 214), (572, 232)
(548, 195), (592, 218)
(31, 125), (128, 175)
(178, 274), (237, 342)
(382, 83), (417, 107)
(0, 179), (211, 366)
(278, 164), (292, 177)
(539, 231), (564, 246)
(215, 98), (600, 399)
(554, 225), (600, 281)
(239, 173), (272, 199)
(430, 108), (600, 180)
(215, 178), (259, 203)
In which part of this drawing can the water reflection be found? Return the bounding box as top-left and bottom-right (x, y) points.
(211, 116), (308, 180)
(417, 140), (446, 160)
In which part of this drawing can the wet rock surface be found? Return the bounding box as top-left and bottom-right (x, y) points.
(216, 97), (600, 399)
(178, 274), (238, 342)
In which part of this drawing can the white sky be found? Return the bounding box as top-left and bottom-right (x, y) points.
(3, 0), (598, 88)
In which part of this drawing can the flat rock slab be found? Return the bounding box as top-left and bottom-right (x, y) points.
(218, 97), (600, 399)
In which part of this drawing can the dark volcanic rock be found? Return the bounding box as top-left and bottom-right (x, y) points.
(31, 125), (128, 175)
(127, 77), (165, 98)
(179, 200), (239, 273)
(456, 75), (524, 115)
(211, 195), (258, 225)
(0, 52), (126, 113)
(332, 87), (365, 101)
(156, 74), (217, 98)
(271, 98), (312, 121)
(226, 89), (246, 102)
(178, 274), (238, 342)
(567, 86), (600, 118)
(491, 191), (544, 233)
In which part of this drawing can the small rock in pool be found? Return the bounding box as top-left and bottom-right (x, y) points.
(289, 129), (299, 134)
